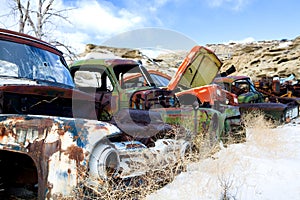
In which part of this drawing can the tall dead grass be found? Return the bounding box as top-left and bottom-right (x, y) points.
(74, 159), (187, 199)
(74, 112), (270, 199)
(72, 125), (222, 199)
(241, 111), (284, 156)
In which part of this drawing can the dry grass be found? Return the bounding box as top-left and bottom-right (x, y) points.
(218, 174), (237, 200)
(241, 111), (283, 153)
(244, 111), (295, 164)
(3, 111), (291, 199)
(241, 110), (276, 130)
(71, 124), (224, 199)
(73, 161), (186, 200)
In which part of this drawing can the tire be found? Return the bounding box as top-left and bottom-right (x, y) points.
(89, 144), (120, 181)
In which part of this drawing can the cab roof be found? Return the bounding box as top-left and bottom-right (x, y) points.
(70, 58), (139, 68)
(214, 76), (250, 84)
(0, 28), (63, 56)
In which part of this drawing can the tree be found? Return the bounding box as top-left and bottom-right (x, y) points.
(9, 0), (72, 39)
(3, 0), (77, 60)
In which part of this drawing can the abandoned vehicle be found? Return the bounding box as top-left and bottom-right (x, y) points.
(214, 75), (299, 122)
(0, 29), (227, 199)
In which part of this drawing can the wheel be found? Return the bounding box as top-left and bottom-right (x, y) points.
(89, 144), (120, 181)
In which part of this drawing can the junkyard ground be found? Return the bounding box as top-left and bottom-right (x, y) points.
(146, 114), (300, 200)
(2, 113), (299, 200)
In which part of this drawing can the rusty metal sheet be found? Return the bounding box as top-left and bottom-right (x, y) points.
(0, 114), (120, 199)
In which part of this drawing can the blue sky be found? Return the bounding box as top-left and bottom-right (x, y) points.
(1, 0), (300, 52)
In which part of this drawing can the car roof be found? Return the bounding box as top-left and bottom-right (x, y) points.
(214, 75), (250, 84)
(0, 28), (63, 56)
(70, 58), (139, 68)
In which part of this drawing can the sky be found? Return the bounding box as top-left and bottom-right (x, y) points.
(1, 0), (300, 53)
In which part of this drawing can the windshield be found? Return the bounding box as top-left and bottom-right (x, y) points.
(0, 40), (75, 87)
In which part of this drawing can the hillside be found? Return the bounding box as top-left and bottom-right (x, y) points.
(78, 36), (300, 81)
(207, 37), (300, 81)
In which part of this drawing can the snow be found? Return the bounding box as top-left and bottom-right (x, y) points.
(147, 118), (300, 200)
(278, 41), (292, 48)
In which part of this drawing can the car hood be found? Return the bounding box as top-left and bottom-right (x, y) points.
(167, 46), (222, 91)
(0, 84), (94, 101)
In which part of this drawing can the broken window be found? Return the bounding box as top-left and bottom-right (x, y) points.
(74, 68), (113, 92)
(0, 40), (74, 87)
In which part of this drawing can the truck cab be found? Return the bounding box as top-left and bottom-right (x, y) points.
(70, 59), (179, 121)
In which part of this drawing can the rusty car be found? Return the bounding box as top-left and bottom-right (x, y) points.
(69, 46), (232, 145)
(254, 74), (300, 98)
(0, 29), (193, 199)
(214, 75), (299, 122)
(0, 29), (231, 199)
(123, 66), (242, 136)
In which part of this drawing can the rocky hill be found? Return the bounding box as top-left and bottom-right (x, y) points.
(78, 36), (300, 81)
(207, 36), (300, 81)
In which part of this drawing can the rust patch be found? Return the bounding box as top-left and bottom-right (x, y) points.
(64, 145), (84, 165)
(0, 125), (8, 139)
(57, 128), (66, 136)
(94, 125), (110, 131)
(27, 138), (61, 199)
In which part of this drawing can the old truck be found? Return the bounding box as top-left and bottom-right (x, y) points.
(69, 46), (231, 144)
(0, 29), (224, 199)
(254, 74), (300, 98)
(122, 67), (242, 135)
(214, 75), (299, 122)
(0, 29), (194, 199)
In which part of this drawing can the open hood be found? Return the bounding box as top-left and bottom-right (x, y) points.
(167, 46), (222, 91)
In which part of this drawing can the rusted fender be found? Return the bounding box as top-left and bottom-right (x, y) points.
(0, 114), (120, 199)
(196, 108), (226, 139)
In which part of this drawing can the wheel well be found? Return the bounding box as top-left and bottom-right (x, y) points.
(0, 150), (38, 199)
(177, 94), (201, 106)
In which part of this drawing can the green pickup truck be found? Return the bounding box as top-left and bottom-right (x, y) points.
(69, 46), (229, 146)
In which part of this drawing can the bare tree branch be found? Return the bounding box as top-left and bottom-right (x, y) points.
(1, 0), (78, 60)
(15, 0), (30, 33)
(42, 8), (75, 25)
(50, 40), (78, 62)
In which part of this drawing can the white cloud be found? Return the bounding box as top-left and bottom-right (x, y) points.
(68, 0), (144, 35)
(207, 0), (252, 11)
(0, 0), (147, 54)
